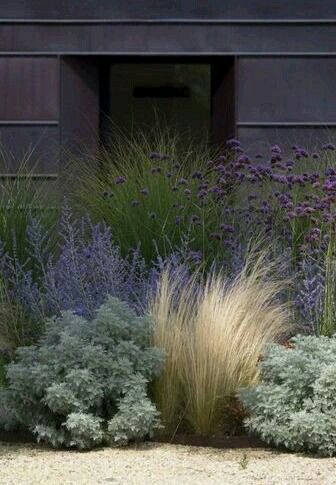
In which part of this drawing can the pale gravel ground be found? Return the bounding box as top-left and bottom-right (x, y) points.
(1, 441), (336, 485)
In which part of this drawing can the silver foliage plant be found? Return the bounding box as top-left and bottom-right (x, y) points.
(240, 335), (336, 456)
(0, 297), (164, 449)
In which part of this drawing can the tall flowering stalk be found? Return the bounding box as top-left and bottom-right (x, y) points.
(0, 204), (200, 351)
(1, 134), (336, 346)
(295, 255), (325, 335)
(71, 129), (336, 267)
(0, 206), (149, 327)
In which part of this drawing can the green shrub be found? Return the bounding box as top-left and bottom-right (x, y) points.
(0, 297), (164, 449)
(240, 335), (336, 456)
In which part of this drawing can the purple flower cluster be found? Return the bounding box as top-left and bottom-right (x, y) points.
(0, 204), (205, 327)
(0, 206), (150, 321)
(3, 137), (336, 337)
(149, 151), (169, 160)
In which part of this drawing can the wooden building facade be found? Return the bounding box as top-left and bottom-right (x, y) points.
(0, 1), (336, 174)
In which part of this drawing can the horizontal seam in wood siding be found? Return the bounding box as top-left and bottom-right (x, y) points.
(1, 19), (336, 24)
(0, 54), (58, 57)
(237, 122), (336, 127)
(0, 121), (59, 126)
(1, 52), (336, 57)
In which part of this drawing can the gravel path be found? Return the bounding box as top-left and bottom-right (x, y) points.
(1, 441), (336, 485)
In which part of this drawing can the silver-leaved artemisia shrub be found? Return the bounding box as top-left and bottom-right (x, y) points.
(240, 335), (336, 456)
(0, 296), (164, 449)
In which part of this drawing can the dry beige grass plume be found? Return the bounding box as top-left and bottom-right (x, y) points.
(150, 254), (291, 435)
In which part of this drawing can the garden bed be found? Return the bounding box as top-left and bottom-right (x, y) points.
(1, 134), (336, 462)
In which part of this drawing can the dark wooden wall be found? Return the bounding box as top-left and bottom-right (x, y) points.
(236, 56), (336, 152)
(0, 56), (60, 173)
(0, 1), (335, 19)
(0, 0), (336, 171)
(0, 24), (335, 54)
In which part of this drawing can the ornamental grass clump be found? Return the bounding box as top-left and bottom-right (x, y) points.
(71, 126), (235, 264)
(0, 297), (164, 449)
(240, 335), (336, 457)
(71, 132), (336, 269)
(150, 253), (290, 436)
(0, 150), (60, 264)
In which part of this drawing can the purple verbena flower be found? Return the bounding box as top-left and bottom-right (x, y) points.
(191, 171), (203, 180)
(226, 138), (241, 148)
(322, 143), (336, 151)
(115, 176), (126, 185)
(190, 215), (200, 225)
(219, 223), (234, 233)
(270, 144), (282, 154)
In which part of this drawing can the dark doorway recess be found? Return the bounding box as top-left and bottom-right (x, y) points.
(99, 56), (236, 147)
(60, 56), (235, 152)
